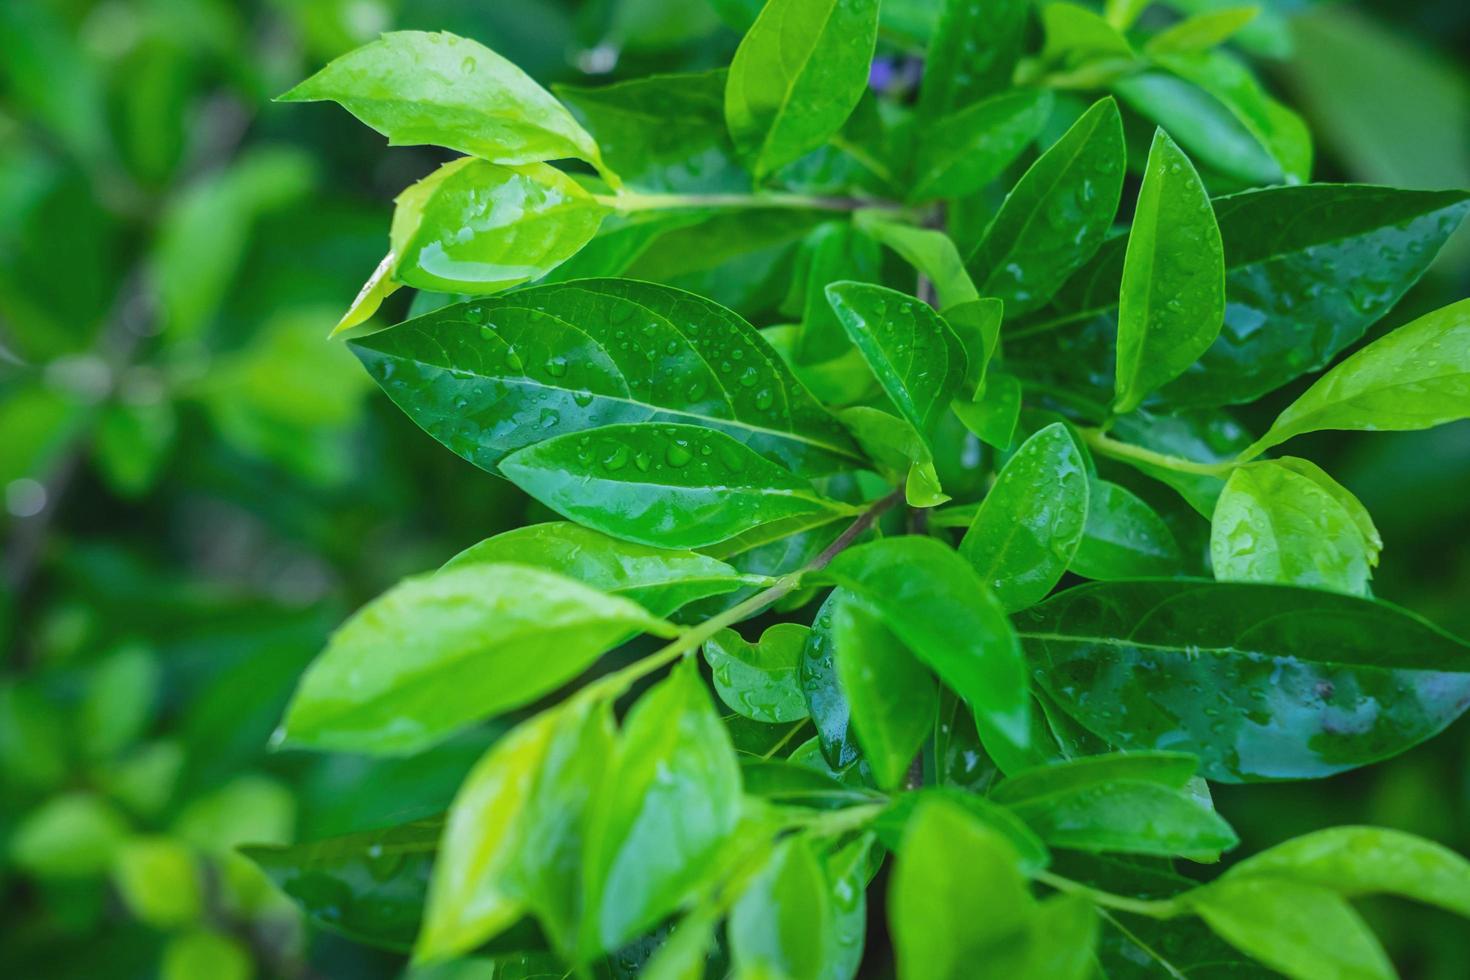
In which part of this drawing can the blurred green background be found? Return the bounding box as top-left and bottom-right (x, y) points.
(1, 1), (1467, 977)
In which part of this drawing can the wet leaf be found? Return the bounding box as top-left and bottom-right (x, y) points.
(703, 623), (810, 723)
(910, 90), (1055, 202)
(1071, 479), (1183, 580)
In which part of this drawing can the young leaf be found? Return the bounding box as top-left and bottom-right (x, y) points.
(1224, 826), (1470, 918)
(1186, 878), (1395, 980)
(278, 31), (609, 175)
(852, 211), (981, 311)
(1271, 457), (1382, 565)
(279, 565), (674, 756)
(968, 97), (1127, 314)
(583, 658), (742, 953)
(387, 158), (609, 295)
(500, 422), (857, 550)
(953, 370), (1024, 450)
(703, 623), (810, 723)
(351, 278), (861, 477)
(814, 536), (1032, 770)
(729, 837), (833, 980)
(1070, 479), (1183, 580)
(1146, 6), (1260, 55)
(960, 422), (1091, 613)
(825, 281), (968, 435)
(839, 406), (948, 508)
(910, 90), (1055, 202)
(1211, 460), (1375, 595)
(442, 522), (756, 617)
(919, 0), (1030, 122)
(890, 798), (1034, 980)
(1017, 580), (1470, 781)
(1243, 298), (1470, 457)
(831, 595), (938, 790)
(724, 0), (881, 179)
(1042, 3), (1136, 64)
(1113, 129), (1225, 414)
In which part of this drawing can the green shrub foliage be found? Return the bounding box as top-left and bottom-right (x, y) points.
(262, 3), (1470, 977)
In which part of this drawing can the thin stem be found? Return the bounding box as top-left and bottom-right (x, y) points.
(590, 489), (902, 700)
(1035, 871), (1182, 919)
(1078, 428), (1237, 478)
(598, 190), (908, 215)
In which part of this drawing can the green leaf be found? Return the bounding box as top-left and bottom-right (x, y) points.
(839, 406), (948, 508)
(1014, 895), (1099, 980)
(814, 537), (1032, 771)
(162, 932), (251, 980)
(1271, 458), (1382, 564)
(555, 70), (743, 194)
(79, 644), (159, 760)
(641, 905), (721, 980)
(877, 788), (1050, 874)
(1186, 878), (1395, 980)
(953, 370), (1023, 451)
(890, 798), (1035, 980)
(729, 837), (832, 980)
(1016, 579), (1470, 781)
(919, 0), (1030, 121)
(9, 793), (130, 878)
(819, 833), (873, 978)
(960, 423), (1090, 613)
(802, 590), (865, 771)
(386, 157), (608, 295)
(279, 564), (675, 755)
(111, 837), (202, 929)
(831, 595), (938, 789)
(1211, 460), (1376, 595)
(1224, 826), (1470, 918)
(703, 623), (810, 723)
(724, 0), (882, 179)
(911, 90), (1055, 202)
(826, 281), (968, 435)
(246, 819), (442, 952)
(443, 522), (755, 617)
(968, 97), (1127, 315)
(1031, 185), (1470, 408)
(943, 298), (1006, 394)
(279, 31), (608, 175)
(852, 211), (981, 311)
(583, 658), (742, 953)
(501, 423), (856, 550)
(793, 222), (884, 365)
(1113, 129), (1225, 414)
(1008, 779), (1237, 860)
(1071, 479), (1183, 580)
(351, 278), (860, 477)
(1042, 3), (1136, 64)
(990, 751), (1201, 804)
(1244, 298), (1470, 457)
(1146, 7), (1260, 55)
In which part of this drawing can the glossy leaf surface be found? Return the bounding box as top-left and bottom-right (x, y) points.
(501, 423), (856, 550)
(910, 90), (1054, 202)
(1113, 130), (1225, 414)
(703, 623), (810, 723)
(352, 278), (860, 477)
(280, 565), (673, 756)
(960, 423), (1090, 613)
(1017, 580), (1470, 781)
(852, 212), (981, 311)
(801, 589), (864, 772)
(1070, 479), (1182, 580)
(729, 837), (832, 980)
(918, 0), (1029, 122)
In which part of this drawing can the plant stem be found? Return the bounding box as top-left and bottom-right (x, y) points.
(590, 489), (903, 699)
(1078, 427), (1238, 478)
(1035, 871), (1182, 919)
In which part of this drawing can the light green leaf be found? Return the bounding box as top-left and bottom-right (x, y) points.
(725, 0), (881, 179)
(703, 623), (810, 723)
(1187, 877), (1395, 980)
(1224, 826), (1470, 918)
(729, 837), (833, 980)
(953, 370), (1023, 450)
(387, 157), (608, 295)
(1244, 298), (1470, 457)
(1071, 479), (1182, 579)
(852, 211), (980, 311)
(1211, 460), (1375, 595)
(832, 595), (938, 789)
(826, 282), (968, 435)
(920, 0), (1029, 123)
(1105, 0), (1153, 30)
(1008, 779), (1237, 860)
(960, 423), (1090, 613)
(9, 793), (130, 878)
(501, 423), (857, 550)
(111, 837), (202, 929)
(443, 522), (755, 617)
(839, 406), (948, 508)
(1146, 6), (1260, 55)
(279, 31), (608, 175)
(584, 658), (742, 953)
(890, 798), (1034, 980)
(351, 278), (860, 478)
(162, 932), (251, 980)
(814, 537), (1031, 770)
(79, 644), (159, 760)
(991, 751), (1200, 804)
(943, 298), (1005, 395)
(279, 564), (675, 755)
(1271, 458), (1382, 565)
(968, 97), (1127, 315)
(1042, 3), (1136, 64)
(1114, 129), (1225, 414)
(793, 222), (884, 366)
(911, 90), (1055, 202)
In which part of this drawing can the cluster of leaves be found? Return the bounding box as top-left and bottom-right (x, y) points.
(251, 0), (1470, 977)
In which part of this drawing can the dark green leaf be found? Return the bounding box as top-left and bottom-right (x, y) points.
(919, 0), (1030, 122)
(990, 751), (1200, 804)
(1017, 580), (1470, 781)
(703, 623), (810, 723)
(953, 370), (1023, 451)
(960, 423), (1090, 613)
(351, 278), (860, 477)
(280, 565), (674, 756)
(725, 0), (881, 179)
(968, 97), (1126, 315)
(729, 837), (832, 980)
(802, 590), (865, 772)
(1008, 779), (1237, 860)
(911, 90), (1055, 202)
(1071, 479), (1183, 580)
